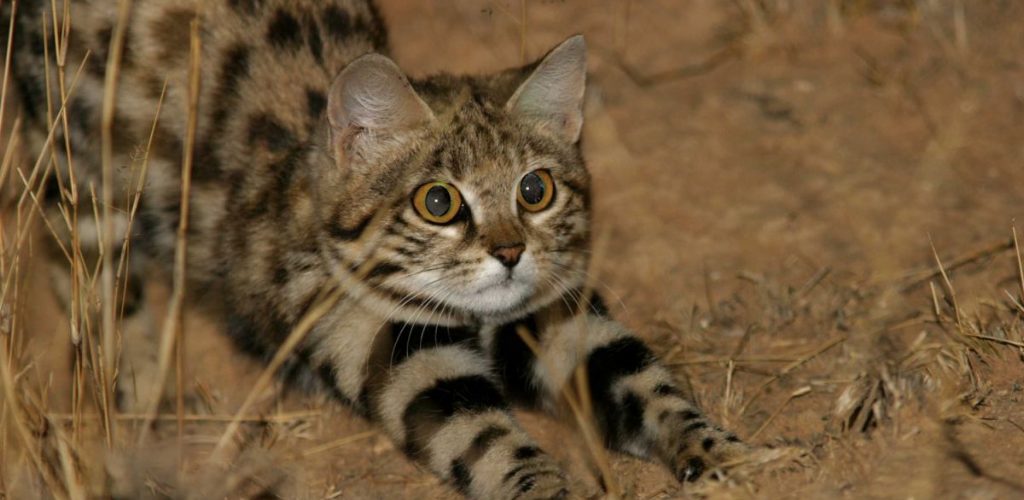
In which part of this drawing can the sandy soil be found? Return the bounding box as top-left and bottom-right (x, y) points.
(5, 1), (1024, 499)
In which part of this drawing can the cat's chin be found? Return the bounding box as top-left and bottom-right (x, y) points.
(451, 279), (535, 317)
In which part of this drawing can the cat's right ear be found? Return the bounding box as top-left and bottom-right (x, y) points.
(327, 54), (435, 165)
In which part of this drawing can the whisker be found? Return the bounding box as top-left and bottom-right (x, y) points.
(548, 259), (629, 316)
(362, 274), (450, 380)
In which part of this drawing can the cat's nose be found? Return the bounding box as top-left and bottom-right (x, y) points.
(490, 243), (525, 268)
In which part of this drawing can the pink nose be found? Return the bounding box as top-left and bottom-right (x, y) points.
(490, 244), (525, 268)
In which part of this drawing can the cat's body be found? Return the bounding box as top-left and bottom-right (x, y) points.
(9, 0), (747, 497)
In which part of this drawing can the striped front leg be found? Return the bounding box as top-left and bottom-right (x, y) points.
(491, 301), (748, 482)
(355, 322), (569, 499)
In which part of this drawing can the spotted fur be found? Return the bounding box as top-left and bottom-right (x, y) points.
(8, 0), (747, 497)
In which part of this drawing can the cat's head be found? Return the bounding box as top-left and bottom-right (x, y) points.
(320, 35), (589, 323)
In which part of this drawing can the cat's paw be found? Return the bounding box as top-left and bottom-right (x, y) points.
(496, 454), (569, 500)
(669, 433), (751, 482)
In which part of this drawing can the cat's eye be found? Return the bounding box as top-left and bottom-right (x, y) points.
(517, 169), (555, 212)
(413, 182), (463, 224)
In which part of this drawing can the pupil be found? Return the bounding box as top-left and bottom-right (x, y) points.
(520, 173), (545, 205)
(425, 185), (451, 217)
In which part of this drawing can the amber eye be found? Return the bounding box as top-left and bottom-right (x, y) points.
(517, 169), (555, 212)
(413, 182), (463, 224)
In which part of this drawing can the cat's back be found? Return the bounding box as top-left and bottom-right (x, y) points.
(8, 0), (387, 279)
(10, 0), (385, 181)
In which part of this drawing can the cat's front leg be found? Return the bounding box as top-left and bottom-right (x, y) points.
(313, 316), (568, 499)
(491, 298), (749, 482)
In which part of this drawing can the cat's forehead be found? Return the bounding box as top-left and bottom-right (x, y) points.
(425, 104), (534, 180)
(406, 82), (585, 190)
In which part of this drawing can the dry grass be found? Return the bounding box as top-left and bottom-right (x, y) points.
(4, 1), (1024, 499)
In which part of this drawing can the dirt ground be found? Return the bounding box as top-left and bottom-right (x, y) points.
(4, 1), (1024, 499)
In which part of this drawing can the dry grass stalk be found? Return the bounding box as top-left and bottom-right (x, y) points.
(963, 334), (1024, 349)
(113, 80), (167, 326)
(570, 230), (620, 496)
(512, 228), (621, 497)
(3, 3), (1024, 498)
(1, 55), (89, 300)
(48, 0), (77, 208)
(3, 53), (93, 481)
(739, 336), (844, 418)
(139, 15), (199, 447)
(97, 0), (135, 447)
(0, 339), (68, 497)
(722, 359), (735, 424)
(44, 0), (90, 443)
(209, 286), (347, 461)
(929, 281), (942, 319)
(749, 386), (811, 441)
(514, 324), (619, 498)
(899, 237), (1012, 291)
(953, 0), (968, 56)
(301, 430), (377, 457)
(0, 118), (21, 201)
(175, 14), (203, 451)
(929, 236), (963, 328)
(209, 194), (398, 461)
(52, 410), (324, 423)
(1013, 226), (1024, 306)
(0, 0), (18, 138)
(489, 0), (529, 64)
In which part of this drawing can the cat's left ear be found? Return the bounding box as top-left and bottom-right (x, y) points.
(506, 35), (587, 143)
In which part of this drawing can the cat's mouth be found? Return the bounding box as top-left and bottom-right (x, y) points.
(446, 256), (539, 316)
(458, 278), (535, 316)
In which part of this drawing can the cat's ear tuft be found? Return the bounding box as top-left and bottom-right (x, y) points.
(506, 35), (587, 143)
(327, 54), (434, 162)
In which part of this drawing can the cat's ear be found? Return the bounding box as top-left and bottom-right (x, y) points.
(506, 35), (587, 143)
(327, 54), (434, 163)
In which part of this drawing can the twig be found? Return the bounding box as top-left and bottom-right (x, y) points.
(796, 267), (831, 299)
(963, 334), (1024, 349)
(599, 44), (740, 88)
(929, 236), (962, 327)
(209, 287), (346, 460)
(749, 386), (810, 441)
(1001, 290), (1024, 317)
(1007, 418), (1024, 436)
(51, 411), (324, 423)
(667, 355), (797, 366)
(1013, 227), (1024, 306)
(739, 336), (844, 416)
(899, 238), (1012, 292)
(302, 430), (377, 457)
(929, 281), (942, 319)
(723, 359), (735, 423)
